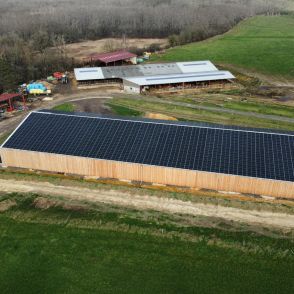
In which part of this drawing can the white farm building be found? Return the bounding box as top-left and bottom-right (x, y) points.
(74, 60), (235, 93)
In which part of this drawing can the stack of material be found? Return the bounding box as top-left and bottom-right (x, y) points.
(27, 83), (51, 95)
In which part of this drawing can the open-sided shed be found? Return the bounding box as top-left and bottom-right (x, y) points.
(123, 71), (235, 93)
(0, 93), (26, 112)
(85, 50), (137, 66)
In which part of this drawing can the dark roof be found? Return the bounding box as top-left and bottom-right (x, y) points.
(2, 110), (294, 182)
(88, 51), (137, 63)
(0, 93), (21, 103)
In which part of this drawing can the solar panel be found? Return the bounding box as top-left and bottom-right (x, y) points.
(80, 70), (99, 73)
(183, 63), (207, 66)
(2, 110), (294, 183)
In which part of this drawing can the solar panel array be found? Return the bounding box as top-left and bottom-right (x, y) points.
(3, 111), (294, 182)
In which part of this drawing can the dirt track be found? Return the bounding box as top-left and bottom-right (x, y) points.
(1, 178), (294, 230)
(0, 90), (115, 138)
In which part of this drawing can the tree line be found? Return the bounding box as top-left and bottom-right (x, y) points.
(0, 0), (287, 92)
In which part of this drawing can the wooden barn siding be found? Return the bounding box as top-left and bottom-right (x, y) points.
(1, 148), (294, 199)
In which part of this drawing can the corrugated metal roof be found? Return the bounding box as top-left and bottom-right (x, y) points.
(102, 65), (143, 79)
(74, 61), (220, 81)
(0, 93), (21, 103)
(89, 50), (137, 63)
(176, 61), (218, 73)
(74, 67), (104, 81)
(123, 71), (235, 86)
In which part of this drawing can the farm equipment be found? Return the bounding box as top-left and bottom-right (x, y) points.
(53, 72), (69, 84)
(53, 72), (63, 80)
(143, 52), (152, 60)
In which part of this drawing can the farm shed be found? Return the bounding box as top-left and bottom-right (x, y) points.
(74, 61), (219, 85)
(0, 93), (26, 112)
(123, 71), (235, 93)
(1, 110), (294, 199)
(85, 50), (137, 66)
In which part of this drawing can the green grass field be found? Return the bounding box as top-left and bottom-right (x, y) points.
(0, 192), (293, 294)
(153, 16), (294, 78)
(53, 103), (75, 112)
(109, 98), (294, 131)
(0, 133), (10, 145)
(107, 103), (143, 116)
(172, 97), (294, 118)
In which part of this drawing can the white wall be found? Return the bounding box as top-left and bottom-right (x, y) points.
(130, 57), (137, 65)
(124, 85), (141, 94)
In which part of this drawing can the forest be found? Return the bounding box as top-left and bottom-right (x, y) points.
(0, 0), (288, 91)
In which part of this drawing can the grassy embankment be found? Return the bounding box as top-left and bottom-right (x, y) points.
(52, 103), (143, 117)
(107, 98), (294, 131)
(152, 15), (294, 78)
(0, 133), (10, 145)
(167, 95), (294, 118)
(0, 189), (293, 293)
(52, 103), (76, 112)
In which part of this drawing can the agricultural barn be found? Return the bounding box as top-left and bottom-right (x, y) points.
(74, 61), (219, 85)
(84, 50), (137, 66)
(1, 110), (294, 199)
(123, 71), (235, 93)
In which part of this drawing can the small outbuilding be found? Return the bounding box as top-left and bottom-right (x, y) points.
(85, 50), (137, 66)
(0, 93), (26, 112)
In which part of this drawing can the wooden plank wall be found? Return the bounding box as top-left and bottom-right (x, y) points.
(1, 148), (294, 199)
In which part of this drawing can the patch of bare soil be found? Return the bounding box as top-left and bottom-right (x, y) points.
(61, 38), (168, 61)
(0, 199), (17, 212)
(1, 179), (294, 230)
(144, 112), (178, 121)
(34, 196), (86, 212)
(72, 98), (112, 114)
(33, 197), (57, 210)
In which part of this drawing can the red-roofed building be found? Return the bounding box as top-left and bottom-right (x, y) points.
(0, 93), (26, 112)
(85, 50), (137, 66)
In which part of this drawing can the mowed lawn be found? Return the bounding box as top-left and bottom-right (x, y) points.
(153, 16), (294, 78)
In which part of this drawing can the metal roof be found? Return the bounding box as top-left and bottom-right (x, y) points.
(3, 110), (294, 183)
(0, 93), (22, 103)
(74, 67), (104, 81)
(74, 61), (221, 81)
(123, 71), (235, 86)
(176, 61), (218, 73)
(88, 50), (137, 63)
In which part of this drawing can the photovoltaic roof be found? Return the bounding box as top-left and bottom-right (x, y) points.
(2, 110), (294, 183)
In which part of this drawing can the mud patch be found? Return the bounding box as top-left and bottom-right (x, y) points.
(0, 199), (17, 212)
(34, 197), (57, 210)
(72, 98), (112, 114)
(34, 196), (87, 212)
